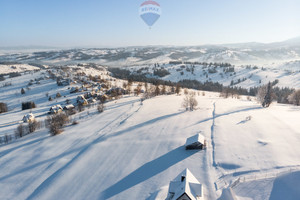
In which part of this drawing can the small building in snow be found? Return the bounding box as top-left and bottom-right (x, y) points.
(185, 134), (206, 150)
(49, 105), (63, 114)
(166, 168), (204, 200)
(23, 113), (35, 123)
(63, 104), (75, 111)
(77, 95), (88, 105)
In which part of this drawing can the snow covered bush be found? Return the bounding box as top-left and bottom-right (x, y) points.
(28, 120), (40, 133)
(15, 124), (26, 138)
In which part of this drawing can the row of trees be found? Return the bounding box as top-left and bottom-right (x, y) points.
(256, 82), (300, 107)
(15, 120), (41, 138)
(114, 68), (300, 107)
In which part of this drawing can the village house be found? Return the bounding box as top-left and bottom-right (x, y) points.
(185, 134), (206, 150)
(77, 95), (88, 105)
(22, 113), (35, 123)
(166, 168), (204, 200)
(49, 105), (63, 114)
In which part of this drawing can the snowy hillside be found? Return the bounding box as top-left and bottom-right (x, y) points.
(1, 71), (300, 199)
(124, 63), (300, 89)
(0, 64), (42, 74)
(1, 39), (300, 66)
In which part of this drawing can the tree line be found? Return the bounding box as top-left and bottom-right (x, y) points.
(108, 67), (298, 106)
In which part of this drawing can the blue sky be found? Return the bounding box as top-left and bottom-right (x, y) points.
(0, 0), (299, 47)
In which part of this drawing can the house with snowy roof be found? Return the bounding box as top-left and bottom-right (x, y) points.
(77, 95), (88, 105)
(166, 168), (204, 200)
(185, 134), (206, 150)
(22, 113), (35, 123)
(49, 105), (63, 114)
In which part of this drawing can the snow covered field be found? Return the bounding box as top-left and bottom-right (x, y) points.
(125, 63), (300, 89)
(1, 90), (300, 199)
(0, 65), (300, 199)
(0, 64), (41, 74)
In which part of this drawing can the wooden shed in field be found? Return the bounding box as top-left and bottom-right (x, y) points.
(185, 134), (206, 150)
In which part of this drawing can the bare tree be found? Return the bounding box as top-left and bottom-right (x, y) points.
(135, 83), (142, 96)
(77, 102), (84, 112)
(161, 84), (166, 95)
(182, 94), (198, 111)
(127, 80), (133, 94)
(182, 95), (189, 111)
(48, 113), (69, 136)
(144, 82), (148, 93)
(288, 89), (300, 106)
(97, 102), (105, 113)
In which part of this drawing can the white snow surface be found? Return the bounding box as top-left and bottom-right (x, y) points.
(125, 63), (300, 89)
(0, 67), (300, 200)
(0, 64), (40, 74)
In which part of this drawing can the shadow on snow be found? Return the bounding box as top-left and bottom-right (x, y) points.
(192, 106), (263, 126)
(100, 146), (198, 199)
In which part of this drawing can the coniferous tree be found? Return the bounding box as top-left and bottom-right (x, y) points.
(21, 88), (25, 95)
(262, 82), (273, 107)
(175, 84), (181, 95)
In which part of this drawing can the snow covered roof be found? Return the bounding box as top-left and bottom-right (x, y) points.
(185, 134), (205, 147)
(23, 113), (35, 122)
(64, 104), (75, 110)
(167, 168), (203, 200)
(50, 105), (63, 111)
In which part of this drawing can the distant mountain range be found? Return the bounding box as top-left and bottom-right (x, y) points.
(1, 37), (300, 66)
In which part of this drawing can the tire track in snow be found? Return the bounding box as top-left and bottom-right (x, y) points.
(211, 102), (217, 168)
(202, 101), (218, 200)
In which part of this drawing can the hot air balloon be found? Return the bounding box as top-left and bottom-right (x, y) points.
(139, 0), (161, 28)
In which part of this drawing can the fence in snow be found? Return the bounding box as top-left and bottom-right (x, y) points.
(215, 166), (300, 191)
